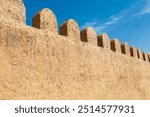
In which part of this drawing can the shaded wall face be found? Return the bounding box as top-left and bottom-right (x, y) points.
(0, 0), (26, 23)
(0, 21), (150, 100)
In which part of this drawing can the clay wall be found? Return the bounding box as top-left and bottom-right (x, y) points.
(0, 0), (150, 99)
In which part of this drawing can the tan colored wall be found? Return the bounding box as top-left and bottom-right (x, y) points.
(0, 0), (26, 23)
(0, 20), (150, 100)
(0, 1), (150, 100)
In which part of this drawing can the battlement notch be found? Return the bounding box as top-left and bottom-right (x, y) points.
(121, 43), (130, 56)
(137, 49), (144, 60)
(32, 8), (58, 34)
(60, 19), (80, 42)
(110, 39), (121, 53)
(80, 27), (97, 45)
(143, 53), (149, 62)
(148, 54), (150, 62)
(130, 46), (138, 58)
(97, 33), (111, 49)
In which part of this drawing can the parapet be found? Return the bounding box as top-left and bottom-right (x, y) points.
(130, 46), (138, 58)
(21, 7), (150, 62)
(143, 53), (149, 62)
(110, 39), (121, 53)
(1, 2), (149, 63)
(60, 19), (80, 42)
(0, 0), (26, 23)
(121, 43), (130, 56)
(97, 33), (111, 49)
(32, 8), (58, 34)
(81, 27), (97, 45)
(137, 49), (144, 60)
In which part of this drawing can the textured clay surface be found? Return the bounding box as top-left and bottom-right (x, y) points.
(0, 0), (150, 100)
(32, 8), (58, 34)
(0, 0), (26, 23)
(0, 20), (150, 100)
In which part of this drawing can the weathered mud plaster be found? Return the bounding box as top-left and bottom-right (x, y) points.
(0, 0), (150, 100)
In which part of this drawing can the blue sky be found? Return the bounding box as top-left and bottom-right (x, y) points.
(23, 0), (150, 52)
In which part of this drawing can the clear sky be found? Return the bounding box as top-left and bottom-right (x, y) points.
(23, 0), (150, 52)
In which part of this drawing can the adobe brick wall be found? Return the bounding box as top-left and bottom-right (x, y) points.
(0, 0), (150, 100)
